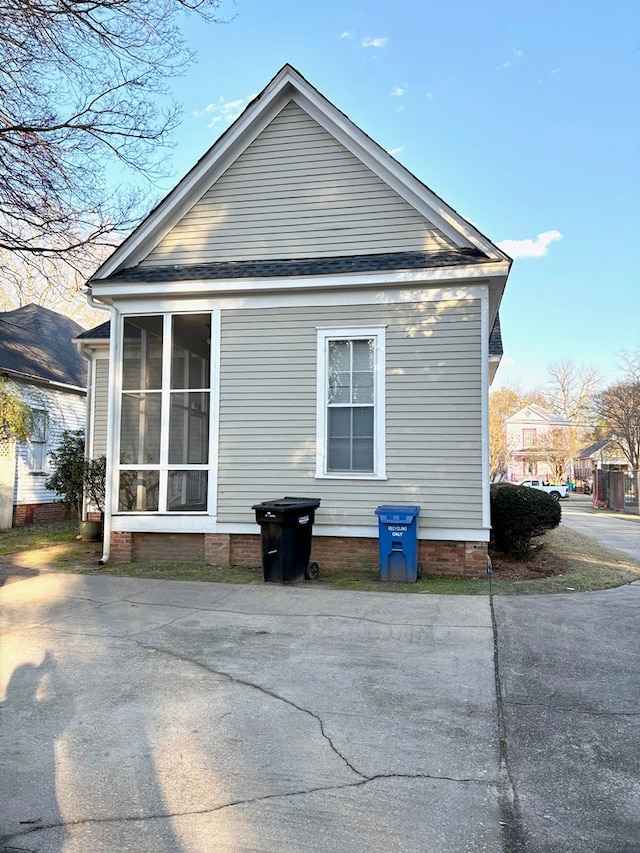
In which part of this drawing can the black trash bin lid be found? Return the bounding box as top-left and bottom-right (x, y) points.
(251, 496), (321, 511)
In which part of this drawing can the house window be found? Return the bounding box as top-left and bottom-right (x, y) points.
(118, 314), (211, 512)
(522, 428), (536, 447)
(316, 327), (386, 478)
(29, 409), (48, 473)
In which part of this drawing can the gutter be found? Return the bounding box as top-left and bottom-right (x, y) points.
(82, 288), (118, 565)
(0, 367), (86, 396)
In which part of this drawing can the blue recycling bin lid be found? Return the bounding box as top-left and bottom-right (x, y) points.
(375, 504), (421, 524)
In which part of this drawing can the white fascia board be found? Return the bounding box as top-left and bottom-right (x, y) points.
(89, 261), (510, 303)
(91, 282), (490, 317)
(90, 281), (487, 315)
(0, 367), (86, 395)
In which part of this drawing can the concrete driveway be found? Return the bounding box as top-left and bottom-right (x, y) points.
(1, 569), (639, 852)
(560, 496), (640, 562)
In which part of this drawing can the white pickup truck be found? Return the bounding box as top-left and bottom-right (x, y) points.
(518, 479), (569, 501)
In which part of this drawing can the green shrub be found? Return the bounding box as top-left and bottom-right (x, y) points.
(490, 483), (561, 559)
(45, 429), (86, 520)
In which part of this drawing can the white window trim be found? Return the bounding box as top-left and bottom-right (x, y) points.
(29, 407), (48, 474)
(316, 326), (386, 480)
(115, 311), (216, 514)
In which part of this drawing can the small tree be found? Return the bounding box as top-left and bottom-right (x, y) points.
(45, 429), (86, 521)
(84, 456), (107, 518)
(537, 426), (572, 483)
(0, 377), (30, 441)
(490, 484), (562, 559)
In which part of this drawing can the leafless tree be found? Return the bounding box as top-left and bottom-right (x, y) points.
(0, 0), (226, 280)
(541, 359), (602, 423)
(0, 243), (110, 326)
(536, 427), (572, 484)
(594, 380), (640, 514)
(618, 347), (640, 384)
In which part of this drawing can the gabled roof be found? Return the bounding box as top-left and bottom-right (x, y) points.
(91, 64), (511, 283)
(0, 304), (87, 389)
(577, 439), (618, 459)
(507, 405), (571, 425)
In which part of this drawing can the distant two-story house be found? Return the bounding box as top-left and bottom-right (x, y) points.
(506, 405), (571, 482)
(78, 65), (512, 577)
(0, 304), (87, 528)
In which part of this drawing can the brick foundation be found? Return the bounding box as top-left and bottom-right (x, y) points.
(13, 502), (72, 526)
(132, 533), (205, 563)
(109, 531), (487, 577)
(110, 531), (133, 562)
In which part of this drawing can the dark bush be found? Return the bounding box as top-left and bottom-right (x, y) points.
(490, 483), (561, 559)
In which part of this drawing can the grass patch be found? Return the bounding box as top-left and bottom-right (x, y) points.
(488, 526), (640, 595)
(0, 520), (79, 556)
(3, 518), (639, 596)
(83, 562), (264, 585)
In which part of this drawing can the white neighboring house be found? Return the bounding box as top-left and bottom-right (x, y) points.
(0, 304), (87, 529)
(506, 405), (571, 482)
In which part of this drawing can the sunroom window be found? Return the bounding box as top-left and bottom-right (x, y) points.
(119, 314), (211, 512)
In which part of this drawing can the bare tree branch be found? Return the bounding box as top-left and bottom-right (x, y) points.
(542, 359), (602, 423)
(0, 0), (227, 266)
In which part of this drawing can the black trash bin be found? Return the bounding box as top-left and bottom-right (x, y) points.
(251, 497), (321, 583)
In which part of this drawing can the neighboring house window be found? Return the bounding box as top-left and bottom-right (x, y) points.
(316, 327), (386, 478)
(29, 409), (48, 473)
(522, 428), (536, 447)
(118, 314), (211, 512)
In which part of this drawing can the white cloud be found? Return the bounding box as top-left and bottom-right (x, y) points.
(496, 48), (523, 71)
(340, 30), (354, 39)
(391, 86), (405, 97)
(498, 230), (563, 259)
(388, 146), (405, 156)
(361, 36), (388, 48)
(193, 94), (257, 128)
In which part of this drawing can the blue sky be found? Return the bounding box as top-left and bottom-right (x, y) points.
(159, 0), (639, 391)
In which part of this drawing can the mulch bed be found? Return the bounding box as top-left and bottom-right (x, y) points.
(488, 546), (571, 581)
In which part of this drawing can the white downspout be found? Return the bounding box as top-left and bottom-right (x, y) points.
(85, 289), (118, 565)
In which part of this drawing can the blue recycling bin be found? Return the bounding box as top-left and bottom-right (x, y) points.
(374, 505), (421, 583)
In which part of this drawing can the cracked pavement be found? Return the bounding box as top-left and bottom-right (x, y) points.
(1, 574), (638, 852)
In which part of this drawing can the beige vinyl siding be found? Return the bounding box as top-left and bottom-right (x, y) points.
(92, 358), (109, 456)
(216, 299), (483, 530)
(142, 101), (456, 266)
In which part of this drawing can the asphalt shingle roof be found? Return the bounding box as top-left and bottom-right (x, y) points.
(0, 304), (87, 388)
(102, 248), (489, 283)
